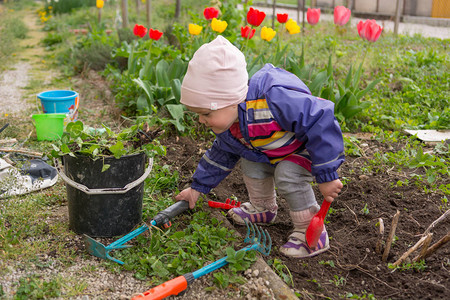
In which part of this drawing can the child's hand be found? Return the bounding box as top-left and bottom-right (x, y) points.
(318, 179), (343, 203)
(175, 187), (201, 209)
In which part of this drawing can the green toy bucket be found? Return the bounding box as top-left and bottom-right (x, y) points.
(32, 113), (66, 141)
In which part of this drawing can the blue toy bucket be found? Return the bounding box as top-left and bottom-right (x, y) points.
(37, 90), (79, 123)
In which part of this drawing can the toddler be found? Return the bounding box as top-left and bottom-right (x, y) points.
(175, 36), (344, 258)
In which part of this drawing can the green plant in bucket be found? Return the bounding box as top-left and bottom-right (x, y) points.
(49, 118), (166, 168)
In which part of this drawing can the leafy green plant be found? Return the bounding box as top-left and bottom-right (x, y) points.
(45, 0), (95, 14)
(319, 260), (335, 267)
(329, 274), (346, 287)
(361, 203), (370, 215)
(115, 210), (239, 285)
(14, 275), (62, 299)
(225, 247), (256, 273)
(49, 118), (166, 163)
(388, 260), (427, 272)
(346, 290), (377, 299)
(268, 258), (293, 287)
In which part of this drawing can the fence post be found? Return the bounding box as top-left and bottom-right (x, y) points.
(302, 0), (305, 34)
(347, 0), (354, 9)
(297, 0), (301, 22)
(394, 0), (403, 35)
(121, 0), (129, 28)
(272, 0), (277, 29)
(146, 0), (151, 28)
(175, 0), (181, 19)
(135, 0), (140, 17)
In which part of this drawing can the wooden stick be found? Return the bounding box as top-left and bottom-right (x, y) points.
(413, 233), (433, 262)
(376, 218), (385, 255)
(418, 232), (450, 261)
(392, 233), (432, 267)
(0, 138), (17, 145)
(382, 210), (400, 262)
(423, 209), (450, 236)
(0, 148), (43, 157)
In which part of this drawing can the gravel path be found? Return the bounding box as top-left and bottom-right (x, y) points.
(0, 62), (31, 114)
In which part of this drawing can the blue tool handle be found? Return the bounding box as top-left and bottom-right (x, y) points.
(107, 224), (150, 249)
(192, 244), (257, 279)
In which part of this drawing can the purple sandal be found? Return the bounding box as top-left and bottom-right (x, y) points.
(228, 202), (277, 225)
(280, 229), (329, 258)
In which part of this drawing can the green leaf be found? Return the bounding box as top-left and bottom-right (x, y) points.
(60, 143), (71, 154)
(167, 58), (186, 81)
(344, 65), (353, 89)
(133, 78), (155, 107)
(156, 60), (170, 87)
(356, 78), (382, 100)
(353, 62), (364, 88)
(66, 121), (84, 138)
(309, 71), (328, 96)
(170, 79), (181, 102)
(101, 164), (110, 172)
(235, 250), (246, 261)
(166, 104), (185, 123)
(109, 141), (126, 159)
(136, 95), (150, 113)
(326, 54), (333, 78)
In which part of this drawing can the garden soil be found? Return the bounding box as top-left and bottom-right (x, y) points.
(1, 6), (449, 300)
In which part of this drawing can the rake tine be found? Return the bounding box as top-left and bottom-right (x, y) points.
(244, 219), (252, 243)
(260, 227), (267, 252)
(263, 228), (272, 255)
(255, 223), (261, 245)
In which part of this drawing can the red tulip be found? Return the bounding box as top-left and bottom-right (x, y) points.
(133, 24), (147, 38)
(149, 28), (163, 41)
(241, 26), (256, 39)
(307, 8), (320, 25)
(334, 6), (351, 26)
(357, 19), (383, 42)
(277, 13), (288, 24)
(247, 7), (266, 27)
(203, 7), (219, 20)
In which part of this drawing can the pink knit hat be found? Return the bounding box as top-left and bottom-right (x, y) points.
(181, 35), (248, 110)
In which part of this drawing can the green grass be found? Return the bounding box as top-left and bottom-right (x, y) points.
(0, 11), (28, 71)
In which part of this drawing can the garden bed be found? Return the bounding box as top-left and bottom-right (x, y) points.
(162, 134), (449, 299)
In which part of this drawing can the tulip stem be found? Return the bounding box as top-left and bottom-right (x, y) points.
(142, 41), (153, 79)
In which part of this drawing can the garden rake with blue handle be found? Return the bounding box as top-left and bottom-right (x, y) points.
(131, 219), (272, 300)
(84, 201), (189, 265)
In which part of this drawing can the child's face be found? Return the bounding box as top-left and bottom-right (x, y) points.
(186, 105), (238, 134)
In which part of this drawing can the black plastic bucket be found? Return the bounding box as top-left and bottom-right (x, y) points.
(62, 153), (147, 237)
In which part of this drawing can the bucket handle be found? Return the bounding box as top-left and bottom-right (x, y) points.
(54, 157), (153, 195)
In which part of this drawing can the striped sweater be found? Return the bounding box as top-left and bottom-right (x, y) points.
(191, 64), (345, 195)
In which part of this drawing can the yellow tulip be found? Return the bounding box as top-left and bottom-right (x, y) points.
(286, 18), (300, 35)
(96, 0), (104, 9)
(261, 26), (276, 42)
(211, 18), (228, 33)
(189, 24), (203, 35)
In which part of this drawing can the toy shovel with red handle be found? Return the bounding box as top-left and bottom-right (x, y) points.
(305, 199), (331, 249)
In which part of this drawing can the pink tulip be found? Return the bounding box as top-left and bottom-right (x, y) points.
(307, 8), (321, 25)
(334, 6), (351, 26)
(357, 19), (383, 42)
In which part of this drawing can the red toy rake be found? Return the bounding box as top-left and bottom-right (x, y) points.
(208, 198), (241, 210)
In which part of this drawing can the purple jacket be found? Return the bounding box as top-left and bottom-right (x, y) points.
(191, 64), (345, 194)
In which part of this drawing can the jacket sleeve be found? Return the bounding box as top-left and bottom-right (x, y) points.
(191, 139), (241, 194)
(266, 87), (345, 183)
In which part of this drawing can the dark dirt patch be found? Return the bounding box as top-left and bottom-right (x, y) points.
(160, 135), (449, 299)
